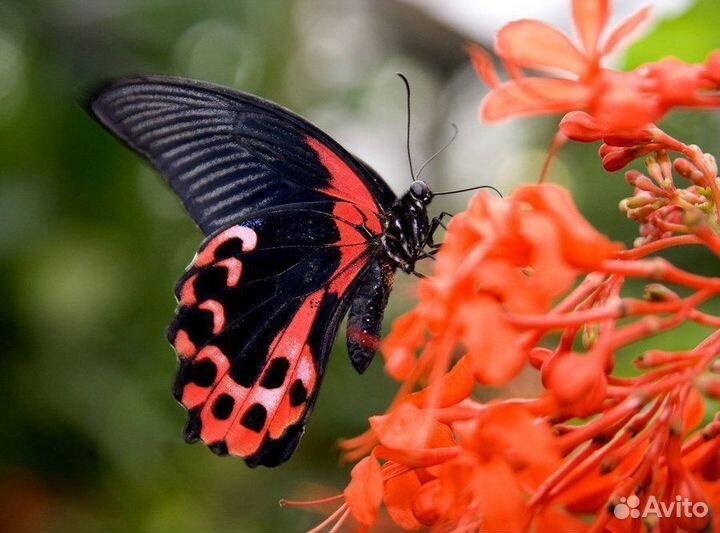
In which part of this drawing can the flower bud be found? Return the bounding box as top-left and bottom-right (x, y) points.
(704, 50), (720, 84)
(697, 376), (720, 400)
(542, 352), (608, 418)
(673, 475), (711, 532)
(625, 170), (661, 193)
(412, 480), (441, 527)
(559, 111), (604, 143)
(673, 157), (706, 186)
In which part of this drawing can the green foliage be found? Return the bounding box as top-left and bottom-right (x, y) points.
(625, 0), (720, 67)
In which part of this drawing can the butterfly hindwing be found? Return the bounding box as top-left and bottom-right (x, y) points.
(167, 203), (379, 466)
(89, 76), (394, 235)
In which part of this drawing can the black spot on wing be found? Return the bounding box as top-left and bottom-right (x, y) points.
(260, 358), (289, 389)
(240, 404), (267, 432)
(173, 306), (214, 346)
(174, 357), (219, 403)
(189, 359), (217, 387)
(214, 237), (245, 260)
(289, 379), (308, 407)
(193, 267), (230, 301)
(211, 393), (235, 420)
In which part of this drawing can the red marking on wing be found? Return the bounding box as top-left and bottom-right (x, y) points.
(195, 226), (257, 267)
(268, 347), (315, 439)
(329, 214), (369, 293)
(226, 291), (323, 457)
(306, 137), (383, 234)
(173, 330), (196, 359)
(181, 346), (230, 409)
(346, 326), (380, 352)
(216, 258), (242, 287)
(199, 300), (225, 334)
(222, 247), (369, 458)
(173, 217), (375, 461)
(333, 201), (365, 227)
(200, 376), (250, 444)
(179, 273), (198, 306)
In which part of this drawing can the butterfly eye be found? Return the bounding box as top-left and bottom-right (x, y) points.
(410, 181), (432, 203)
(411, 181), (427, 196)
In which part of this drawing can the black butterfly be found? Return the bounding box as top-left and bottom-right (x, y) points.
(89, 76), (449, 467)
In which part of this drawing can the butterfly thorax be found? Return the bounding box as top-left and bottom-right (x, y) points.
(381, 180), (432, 273)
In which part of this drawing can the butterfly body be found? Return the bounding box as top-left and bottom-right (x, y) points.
(89, 76), (436, 467)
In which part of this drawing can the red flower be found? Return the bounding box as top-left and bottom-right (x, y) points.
(542, 351), (608, 418)
(344, 456), (384, 529)
(288, 3), (720, 532)
(383, 184), (621, 390)
(470, 0), (651, 127)
(470, 0), (720, 135)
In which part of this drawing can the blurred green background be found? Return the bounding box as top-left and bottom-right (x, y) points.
(1, 0), (720, 531)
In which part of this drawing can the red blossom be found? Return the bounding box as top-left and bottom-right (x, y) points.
(291, 174), (720, 531)
(470, 0), (720, 136)
(287, 2), (720, 532)
(344, 456), (384, 529)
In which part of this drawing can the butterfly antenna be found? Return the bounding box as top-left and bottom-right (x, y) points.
(397, 72), (416, 182)
(433, 184), (503, 197)
(416, 123), (459, 180)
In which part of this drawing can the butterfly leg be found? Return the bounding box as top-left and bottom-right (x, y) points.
(420, 211), (454, 252)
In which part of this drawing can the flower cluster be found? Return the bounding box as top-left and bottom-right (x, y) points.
(285, 1), (720, 532)
(290, 174), (720, 532)
(468, 0), (720, 136)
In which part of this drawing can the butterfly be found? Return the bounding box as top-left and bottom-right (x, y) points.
(89, 76), (448, 467)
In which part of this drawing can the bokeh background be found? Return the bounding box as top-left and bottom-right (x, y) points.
(2, 0), (720, 531)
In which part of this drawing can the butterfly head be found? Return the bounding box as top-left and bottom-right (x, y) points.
(409, 180), (433, 205)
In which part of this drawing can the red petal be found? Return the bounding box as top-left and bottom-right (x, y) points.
(572, 0), (611, 56)
(370, 403), (455, 450)
(497, 20), (588, 76)
(513, 184), (623, 269)
(559, 111), (605, 142)
(467, 43), (501, 88)
(461, 299), (527, 385)
(382, 311), (425, 380)
(481, 78), (591, 122)
(536, 506), (590, 533)
(405, 355), (475, 409)
(683, 387), (705, 435)
(375, 445), (460, 469)
(383, 471), (423, 531)
(344, 457), (384, 528)
(603, 6), (653, 56)
(600, 146), (638, 172)
(542, 352), (608, 418)
(462, 404), (560, 470)
(472, 458), (529, 532)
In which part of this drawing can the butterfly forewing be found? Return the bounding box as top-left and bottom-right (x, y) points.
(89, 77), (394, 234)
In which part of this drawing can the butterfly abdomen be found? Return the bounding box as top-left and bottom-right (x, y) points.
(346, 257), (396, 374)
